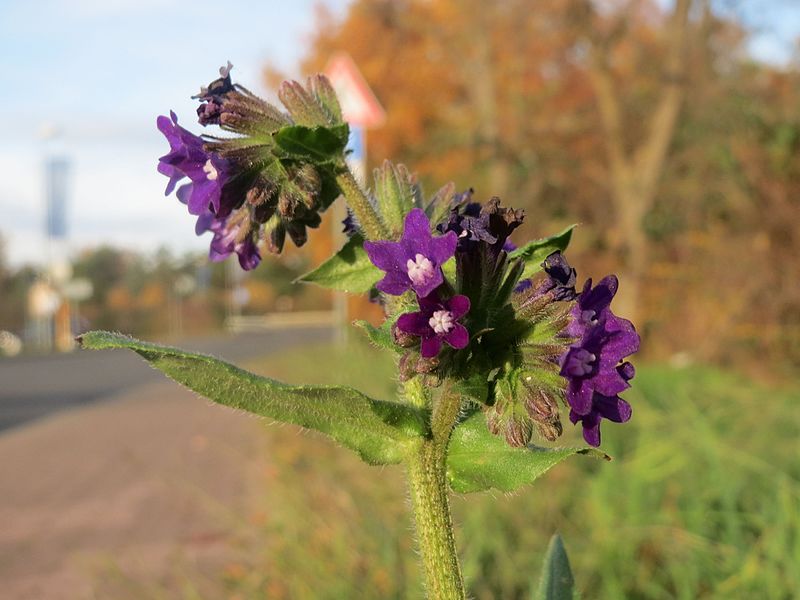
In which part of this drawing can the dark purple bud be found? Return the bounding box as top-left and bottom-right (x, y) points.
(541, 251), (577, 301)
(398, 352), (416, 382)
(481, 197), (524, 249)
(414, 355), (440, 375)
(194, 62), (236, 126)
(523, 386), (563, 442)
(342, 210), (358, 237)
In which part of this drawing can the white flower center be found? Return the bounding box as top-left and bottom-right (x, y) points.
(203, 159), (219, 181)
(406, 253), (435, 286)
(429, 310), (454, 334)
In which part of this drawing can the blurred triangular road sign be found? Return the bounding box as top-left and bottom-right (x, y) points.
(325, 52), (386, 128)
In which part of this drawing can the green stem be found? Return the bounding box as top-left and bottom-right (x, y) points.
(404, 384), (465, 599)
(336, 166), (390, 240)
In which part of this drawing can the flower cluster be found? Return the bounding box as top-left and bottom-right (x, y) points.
(157, 67), (640, 449)
(365, 209), (470, 366)
(158, 111), (260, 269)
(362, 190), (639, 448)
(559, 275), (639, 446)
(158, 63), (349, 269)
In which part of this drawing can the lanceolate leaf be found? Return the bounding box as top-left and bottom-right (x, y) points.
(508, 225), (577, 280)
(446, 413), (608, 493)
(534, 534), (577, 600)
(273, 124), (349, 162)
(296, 235), (382, 293)
(78, 331), (427, 465)
(354, 319), (398, 353)
(374, 160), (415, 234)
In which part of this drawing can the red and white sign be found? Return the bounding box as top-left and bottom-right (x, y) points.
(324, 52), (386, 128)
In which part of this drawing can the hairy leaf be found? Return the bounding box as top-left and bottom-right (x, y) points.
(425, 181), (456, 229)
(534, 534), (577, 600)
(78, 331), (427, 465)
(354, 319), (398, 353)
(508, 225), (576, 280)
(374, 160), (415, 234)
(447, 413), (608, 493)
(296, 235), (382, 293)
(274, 124), (349, 162)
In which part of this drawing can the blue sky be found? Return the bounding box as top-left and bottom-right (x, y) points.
(0, 0), (351, 266)
(0, 0), (797, 267)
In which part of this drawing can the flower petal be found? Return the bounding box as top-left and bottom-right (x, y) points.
(420, 336), (443, 358)
(364, 239), (405, 269)
(566, 381), (593, 415)
(593, 394), (632, 423)
(400, 208), (433, 249)
(581, 412), (602, 447)
(444, 323), (469, 349)
(376, 270), (411, 296)
(396, 312), (431, 336)
(413, 267), (443, 298)
(445, 294), (470, 319)
(428, 230), (458, 265)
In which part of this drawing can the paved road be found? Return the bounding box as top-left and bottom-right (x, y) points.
(0, 327), (332, 433)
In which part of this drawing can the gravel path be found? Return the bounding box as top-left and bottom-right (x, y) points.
(0, 379), (271, 599)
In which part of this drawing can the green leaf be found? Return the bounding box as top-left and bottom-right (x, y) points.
(296, 235), (382, 293)
(425, 181), (456, 229)
(534, 534), (577, 600)
(273, 124), (349, 162)
(354, 319), (398, 353)
(78, 331), (427, 465)
(446, 414), (609, 493)
(373, 160), (415, 234)
(441, 256), (456, 282)
(508, 225), (577, 280)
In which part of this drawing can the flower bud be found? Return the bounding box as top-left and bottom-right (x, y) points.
(524, 385), (563, 442)
(414, 355), (439, 375)
(398, 352), (416, 382)
(391, 322), (418, 348)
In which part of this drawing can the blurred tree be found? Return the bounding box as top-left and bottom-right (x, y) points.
(568, 0), (692, 319)
(279, 0), (799, 365)
(289, 0), (698, 307)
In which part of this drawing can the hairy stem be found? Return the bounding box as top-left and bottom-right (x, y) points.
(336, 166), (390, 240)
(404, 384), (465, 599)
(401, 376), (430, 409)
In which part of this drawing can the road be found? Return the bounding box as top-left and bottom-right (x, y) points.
(0, 327), (332, 433)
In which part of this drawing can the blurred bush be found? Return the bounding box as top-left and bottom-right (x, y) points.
(199, 341), (800, 599)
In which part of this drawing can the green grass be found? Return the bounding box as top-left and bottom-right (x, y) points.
(217, 340), (799, 599)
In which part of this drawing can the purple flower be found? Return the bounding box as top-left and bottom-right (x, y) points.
(364, 208), (457, 297)
(396, 293), (471, 358)
(559, 276), (639, 446)
(157, 111), (229, 215)
(569, 363), (634, 447)
(196, 208), (261, 271)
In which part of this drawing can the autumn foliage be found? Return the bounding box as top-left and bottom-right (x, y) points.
(273, 0), (800, 368)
